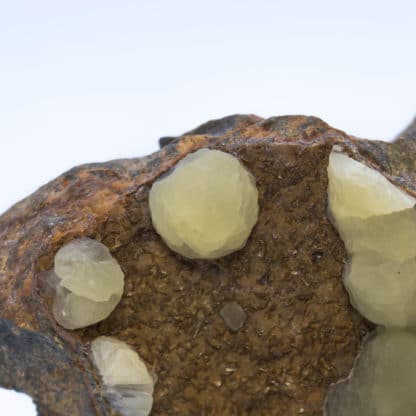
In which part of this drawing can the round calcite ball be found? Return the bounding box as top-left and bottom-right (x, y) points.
(52, 238), (124, 329)
(149, 148), (259, 259)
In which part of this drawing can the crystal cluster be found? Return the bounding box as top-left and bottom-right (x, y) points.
(52, 238), (124, 329)
(327, 151), (416, 327)
(149, 148), (259, 259)
(91, 337), (154, 416)
(325, 330), (416, 416)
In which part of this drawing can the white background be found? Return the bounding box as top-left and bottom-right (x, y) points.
(0, 1), (415, 414)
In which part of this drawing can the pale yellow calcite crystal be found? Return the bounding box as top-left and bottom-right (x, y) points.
(149, 148), (259, 259)
(325, 330), (416, 416)
(327, 151), (416, 328)
(91, 336), (154, 416)
(327, 152), (415, 221)
(52, 238), (124, 329)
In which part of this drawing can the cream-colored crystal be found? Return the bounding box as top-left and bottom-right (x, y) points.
(91, 337), (154, 416)
(149, 148), (259, 259)
(337, 209), (416, 261)
(55, 238), (124, 301)
(52, 238), (124, 329)
(328, 152), (415, 222)
(327, 151), (416, 328)
(325, 330), (416, 416)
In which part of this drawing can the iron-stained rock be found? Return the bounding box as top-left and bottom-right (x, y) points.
(0, 114), (415, 415)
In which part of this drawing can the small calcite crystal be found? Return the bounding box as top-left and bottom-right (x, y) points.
(52, 238), (124, 329)
(325, 330), (416, 416)
(327, 151), (416, 328)
(91, 337), (154, 416)
(149, 148), (259, 259)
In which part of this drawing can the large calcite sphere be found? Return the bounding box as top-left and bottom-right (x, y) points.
(91, 336), (154, 416)
(325, 330), (416, 416)
(149, 148), (259, 259)
(52, 238), (124, 329)
(327, 151), (416, 328)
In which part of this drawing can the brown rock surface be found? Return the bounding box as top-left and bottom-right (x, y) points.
(0, 115), (415, 415)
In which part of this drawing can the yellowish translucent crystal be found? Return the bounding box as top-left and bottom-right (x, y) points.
(91, 336), (154, 416)
(52, 238), (124, 329)
(325, 330), (416, 416)
(327, 151), (416, 328)
(327, 151), (414, 221)
(149, 148), (259, 259)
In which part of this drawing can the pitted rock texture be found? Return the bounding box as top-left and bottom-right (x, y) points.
(0, 114), (415, 415)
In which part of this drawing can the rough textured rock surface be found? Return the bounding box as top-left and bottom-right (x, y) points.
(0, 114), (415, 416)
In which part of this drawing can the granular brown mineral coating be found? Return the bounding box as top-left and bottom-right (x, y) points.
(0, 114), (415, 415)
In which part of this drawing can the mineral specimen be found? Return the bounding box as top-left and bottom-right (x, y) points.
(52, 238), (124, 329)
(324, 329), (416, 416)
(91, 336), (154, 416)
(327, 151), (416, 327)
(149, 148), (259, 259)
(1, 115), (415, 415)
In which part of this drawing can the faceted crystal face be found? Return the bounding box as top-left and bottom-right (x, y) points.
(52, 238), (124, 329)
(149, 148), (259, 259)
(91, 337), (154, 416)
(91, 337), (153, 386)
(52, 284), (122, 330)
(325, 330), (416, 416)
(327, 151), (416, 328)
(55, 238), (124, 302)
